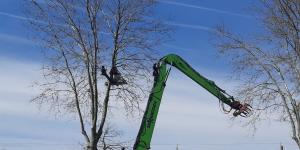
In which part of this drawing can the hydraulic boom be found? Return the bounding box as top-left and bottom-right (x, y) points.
(133, 54), (251, 150)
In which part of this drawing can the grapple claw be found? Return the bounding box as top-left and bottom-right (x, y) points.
(230, 101), (252, 117)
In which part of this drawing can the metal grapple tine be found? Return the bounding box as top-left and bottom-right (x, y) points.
(231, 102), (252, 117)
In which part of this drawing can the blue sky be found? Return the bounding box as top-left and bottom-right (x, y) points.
(0, 0), (297, 150)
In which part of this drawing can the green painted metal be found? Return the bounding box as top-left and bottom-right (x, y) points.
(133, 54), (236, 150)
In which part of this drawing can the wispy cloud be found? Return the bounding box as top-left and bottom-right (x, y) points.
(0, 33), (36, 46)
(0, 11), (48, 25)
(159, 0), (253, 18)
(1, 10), (213, 34)
(0, 12), (30, 21)
(0, 11), (111, 35)
(166, 21), (214, 32)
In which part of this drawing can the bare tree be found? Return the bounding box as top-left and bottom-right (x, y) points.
(25, 0), (167, 150)
(214, 0), (300, 148)
(98, 124), (128, 150)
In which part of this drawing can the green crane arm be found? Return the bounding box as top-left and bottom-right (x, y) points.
(133, 54), (251, 150)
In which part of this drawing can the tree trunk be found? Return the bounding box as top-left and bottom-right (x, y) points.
(87, 140), (99, 150)
(292, 137), (300, 149)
